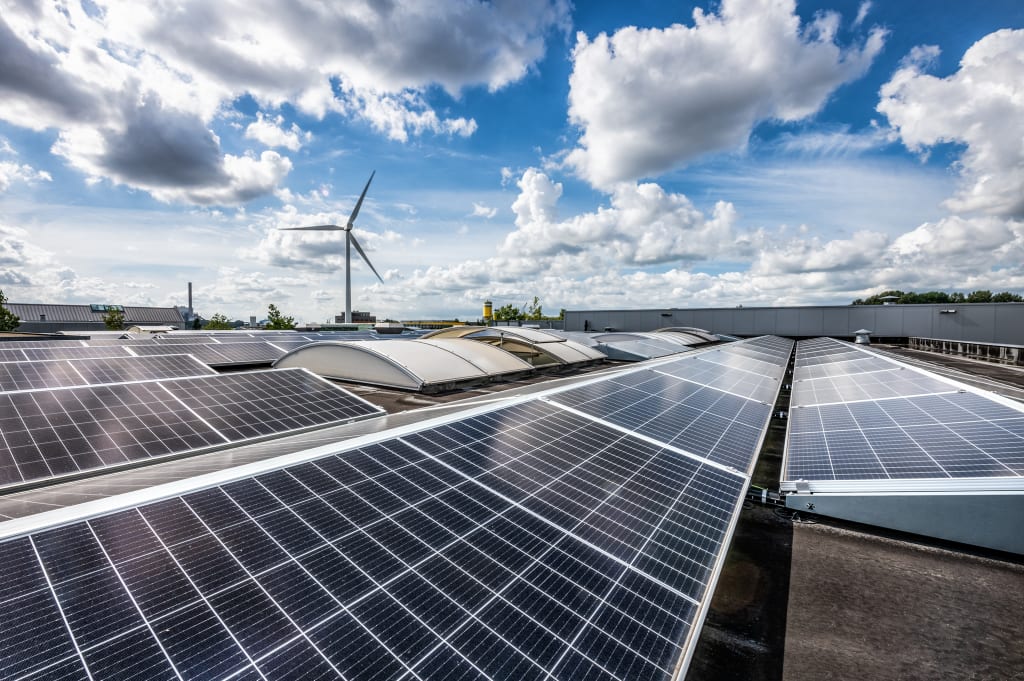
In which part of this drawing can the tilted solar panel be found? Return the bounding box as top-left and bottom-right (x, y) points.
(0, 355), (215, 392)
(130, 342), (286, 366)
(0, 337), (791, 681)
(0, 368), (384, 491)
(0, 359), (86, 392)
(2, 345), (135, 362)
(784, 338), (1024, 487)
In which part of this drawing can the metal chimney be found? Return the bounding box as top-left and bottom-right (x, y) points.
(187, 282), (193, 316)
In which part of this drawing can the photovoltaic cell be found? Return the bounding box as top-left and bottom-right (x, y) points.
(0, 368), (384, 490)
(0, 354), (215, 392)
(784, 338), (1024, 483)
(0, 337), (791, 681)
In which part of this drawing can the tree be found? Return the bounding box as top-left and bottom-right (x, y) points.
(991, 291), (1024, 302)
(192, 317), (202, 330)
(103, 308), (125, 330)
(524, 296), (543, 320)
(967, 290), (993, 303)
(266, 303), (296, 330)
(0, 289), (19, 332)
(493, 303), (521, 321)
(204, 313), (233, 330)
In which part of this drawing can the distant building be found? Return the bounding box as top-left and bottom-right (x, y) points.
(335, 310), (376, 324)
(5, 302), (185, 334)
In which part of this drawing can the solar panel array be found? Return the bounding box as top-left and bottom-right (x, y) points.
(129, 342), (287, 366)
(0, 368), (385, 491)
(0, 336), (791, 681)
(784, 338), (1024, 483)
(0, 355), (215, 392)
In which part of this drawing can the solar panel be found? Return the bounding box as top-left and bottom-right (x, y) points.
(0, 355), (215, 392)
(0, 337), (789, 681)
(0, 359), (87, 392)
(549, 339), (792, 474)
(130, 342), (286, 366)
(783, 338), (1024, 486)
(0, 368), (384, 491)
(69, 354), (217, 385)
(1, 345), (135, 362)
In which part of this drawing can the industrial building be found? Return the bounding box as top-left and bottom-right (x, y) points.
(565, 302), (1024, 344)
(5, 302), (186, 334)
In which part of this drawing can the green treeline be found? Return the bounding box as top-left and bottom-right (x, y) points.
(853, 290), (1023, 305)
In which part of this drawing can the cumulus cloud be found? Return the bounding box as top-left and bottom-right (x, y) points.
(0, 0), (569, 203)
(244, 113), (312, 151)
(500, 169), (741, 265)
(565, 0), (886, 188)
(0, 161), (51, 191)
(878, 29), (1024, 218)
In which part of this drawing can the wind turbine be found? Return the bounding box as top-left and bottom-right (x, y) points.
(280, 171), (384, 324)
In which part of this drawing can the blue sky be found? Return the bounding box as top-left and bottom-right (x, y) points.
(0, 0), (1021, 323)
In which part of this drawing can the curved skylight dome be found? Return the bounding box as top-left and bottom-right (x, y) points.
(273, 339), (534, 392)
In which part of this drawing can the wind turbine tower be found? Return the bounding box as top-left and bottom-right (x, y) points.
(279, 171), (384, 324)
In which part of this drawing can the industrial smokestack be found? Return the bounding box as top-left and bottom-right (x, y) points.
(188, 282), (193, 316)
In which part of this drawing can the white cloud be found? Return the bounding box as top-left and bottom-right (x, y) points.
(853, 1), (872, 29)
(471, 202), (497, 219)
(878, 29), (1024, 218)
(564, 0), (886, 188)
(244, 113), (311, 151)
(500, 169), (742, 265)
(0, 0), (569, 203)
(0, 162), (52, 191)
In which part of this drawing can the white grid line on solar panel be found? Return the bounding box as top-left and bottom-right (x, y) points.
(741, 336), (794, 351)
(25, 537), (96, 679)
(653, 347), (788, 402)
(549, 399), (746, 478)
(0, 359), (87, 392)
(379, 417), (740, 677)
(790, 369), (958, 407)
(0, 355), (216, 394)
(150, 336), (220, 344)
(652, 361), (781, 405)
(0, 381), (230, 490)
(267, 340), (315, 352)
(0, 369), (382, 491)
(67, 354), (217, 385)
(0, 341), (87, 349)
(326, 427), (684, 678)
(0, 401), (745, 679)
(544, 370), (772, 473)
(690, 350), (787, 378)
(796, 350), (869, 366)
(396, 404), (743, 591)
(129, 342), (285, 365)
(792, 357), (894, 381)
(727, 337), (794, 355)
(0, 345), (137, 363)
(786, 393), (1024, 480)
(715, 343), (790, 364)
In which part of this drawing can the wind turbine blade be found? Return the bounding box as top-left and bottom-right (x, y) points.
(349, 232), (384, 284)
(347, 170), (375, 226)
(279, 224), (344, 231)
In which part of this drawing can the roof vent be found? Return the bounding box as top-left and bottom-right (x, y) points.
(853, 329), (872, 344)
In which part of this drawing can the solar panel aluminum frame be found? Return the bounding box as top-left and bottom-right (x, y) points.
(0, 368), (386, 495)
(0, 337), (789, 680)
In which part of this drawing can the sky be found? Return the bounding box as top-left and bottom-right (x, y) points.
(0, 0), (1022, 324)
